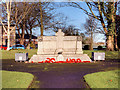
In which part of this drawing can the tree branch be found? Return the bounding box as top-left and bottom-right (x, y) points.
(0, 20), (7, 33)
(10, 3), (37, 33)
(86, 2), (100, 20)
(72, 2), (95, 17)
(2, 3), (7, 11)
(98, 0), (108, 34)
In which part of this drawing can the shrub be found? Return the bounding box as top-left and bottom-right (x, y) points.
(30, 42), (36, 49)
(98, 46), (103, 50)
(84, 45), (90, 50)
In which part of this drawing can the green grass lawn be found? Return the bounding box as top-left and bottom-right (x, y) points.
(1, 49), (37, 59)
(1, 70), (34, 88)
(1, 49), (119, 60)
(84, 69), (120, 88)
(83, 50), (120, 59)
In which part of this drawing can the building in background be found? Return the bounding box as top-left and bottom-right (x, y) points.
(0, 23), (38, 47)
(16, 34), (37, 46)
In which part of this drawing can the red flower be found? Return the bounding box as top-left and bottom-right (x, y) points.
(50, 58), (55, 63)
(66, 58), (72, 63)
(38, 61), (44, 63)
(83, 61), (90, 63)
(71, 59), (75, 63)
(46, 58), (51, 61)
(76, 58), (81, 63)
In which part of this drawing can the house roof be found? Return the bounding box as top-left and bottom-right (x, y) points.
(16, 34), (37, 39)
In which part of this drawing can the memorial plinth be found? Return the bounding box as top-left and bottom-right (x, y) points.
(29, 29), (91, 63)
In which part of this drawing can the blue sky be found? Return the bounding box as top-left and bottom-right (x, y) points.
(34, 2), (105, 43)
(56, 7), (88, 29)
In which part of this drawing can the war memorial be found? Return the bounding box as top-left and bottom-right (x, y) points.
(30, 29), (91, 63)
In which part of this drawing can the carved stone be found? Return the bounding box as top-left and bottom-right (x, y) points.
(38, 36), (43, 42)
(77, 36), (82, 41)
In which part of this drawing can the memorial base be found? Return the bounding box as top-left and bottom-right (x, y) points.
(29, 54), (92, 63)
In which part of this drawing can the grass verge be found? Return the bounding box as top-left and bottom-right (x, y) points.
(1, 49), (37, 59)
(83, 50), (120, 59)
(29, 77), (40, 88)
(84, 69), (120, 88)
(2, 70), (34, 88)
(1, 49), (120, 60)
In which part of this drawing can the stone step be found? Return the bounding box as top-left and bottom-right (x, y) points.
(29, 54), (91, 63)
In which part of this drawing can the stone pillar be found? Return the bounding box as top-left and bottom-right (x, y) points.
(76, 36), (83, 54)
(37, 36), (44, 54)
(55, 29), (64, 54)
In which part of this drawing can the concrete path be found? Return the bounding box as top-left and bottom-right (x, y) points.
(2, 59), (120, 88)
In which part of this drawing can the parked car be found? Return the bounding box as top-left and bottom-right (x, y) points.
(9, 44), (25, 50)
(0, 45), (7, 50)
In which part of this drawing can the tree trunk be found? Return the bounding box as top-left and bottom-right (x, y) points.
(29, 28), (32, 44)
(114, 29), (118, 51)
(114, 2), (118, 51)
(39, 2), (44, 36)
(111, 5), (118, 51)
(19, 2), (26, 46)
(20, 38), (24, 45)
(26, 43), (30, 49)
(7, 2), (10, 51)
(20, 17), (25, 45)
(27, 28), (32, 49)
(90, 32), (93, 50)
(106, 35), (114, 51)
(20, 27), (25, 45)
(7, 32), (10, 50)
(25, 29), (30, 49)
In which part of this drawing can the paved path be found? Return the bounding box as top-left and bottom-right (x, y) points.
(2, 59), (120, 88)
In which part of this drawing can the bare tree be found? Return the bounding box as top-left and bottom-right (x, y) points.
(62, 25), (80, 36)
(13, 2), (57, 47)
(79, 33), (86, 44)
(36, 2), (56, 35)
(84, 16), (101, 50)
(116, 15), (120, 49)
(0, 1), (35, 50)
(62, 1), (119, 51)
(39, 2), (44, 36)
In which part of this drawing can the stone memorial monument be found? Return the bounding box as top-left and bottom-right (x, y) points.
(30, 29), (91, 63)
